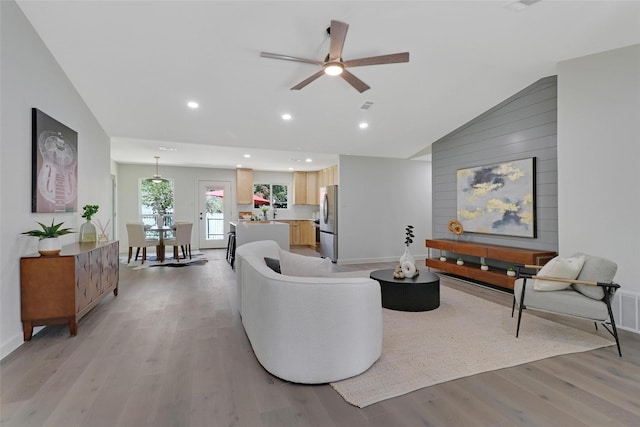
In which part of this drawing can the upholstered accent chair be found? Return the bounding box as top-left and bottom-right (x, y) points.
(512, 253), (622, 356)
(164, 222), (193, 261)
(126, 222), (159, 264)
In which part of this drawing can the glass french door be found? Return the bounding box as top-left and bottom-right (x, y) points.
(198, 180), (231, 249)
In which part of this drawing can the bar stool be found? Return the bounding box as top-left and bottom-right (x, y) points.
(226, 231), (236, 267)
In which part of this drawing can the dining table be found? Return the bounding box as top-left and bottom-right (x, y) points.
(146, 225), (175, 262)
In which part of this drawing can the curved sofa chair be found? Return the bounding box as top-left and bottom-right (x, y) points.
(235, 240), (382, 384)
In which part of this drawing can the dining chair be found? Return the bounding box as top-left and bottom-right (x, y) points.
(126, 222), (159, 264)
(165, 222), (193, 261)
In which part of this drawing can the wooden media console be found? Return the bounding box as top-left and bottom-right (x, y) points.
(425, 239), (556, 290)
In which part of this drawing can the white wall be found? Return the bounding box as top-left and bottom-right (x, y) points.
(1, 1), (113, 358)
(338, 155), (432, 264)
(116, 165), (319, 250)
(557, 44), (640, 294)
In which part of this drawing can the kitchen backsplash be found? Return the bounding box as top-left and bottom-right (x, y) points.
(236, 203), (318, 220)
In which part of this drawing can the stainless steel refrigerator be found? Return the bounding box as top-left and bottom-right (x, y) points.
(319, 185), (338, 262)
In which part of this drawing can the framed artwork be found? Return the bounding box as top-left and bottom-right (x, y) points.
(456, 157), (536, 238)
(31, 108), (78, 213)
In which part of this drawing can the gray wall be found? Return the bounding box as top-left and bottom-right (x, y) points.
(558, 44), (639, 299)
(338, 155), (431, 264)
(1, 1), (113, 358)
(432, 76), (558, 251)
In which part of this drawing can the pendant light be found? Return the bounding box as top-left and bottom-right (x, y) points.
(144, 156), (169, 183)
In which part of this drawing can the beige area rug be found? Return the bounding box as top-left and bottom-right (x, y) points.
(330, 284), (614, 408)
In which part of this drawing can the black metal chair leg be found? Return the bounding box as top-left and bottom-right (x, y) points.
(516, 278), (528, 338)
(603, 292), (622, 357)
(516, 304), (525, 338)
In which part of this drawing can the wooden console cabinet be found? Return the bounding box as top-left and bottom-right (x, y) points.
(425, 239), (556, 290)
(20, 241), (119, 340)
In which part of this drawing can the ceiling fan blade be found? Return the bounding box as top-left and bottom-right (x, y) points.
(328, 20), (349, 61)
(343, 52), (410, 68)
(291, 70), (325, 90)
(340, 69), (370, 93)
(260, 52), (323, 66)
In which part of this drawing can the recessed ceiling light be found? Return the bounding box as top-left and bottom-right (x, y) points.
(159, 146), (177, 151)
(187, 101), (199, 109)
(282, 113), (292, 120)
(288, 167), (294, 171)
(305, 158), (312, 163)
(237, 164), (243, 168)
(243, 154), (251, 158)
(359, 122), (369, 129)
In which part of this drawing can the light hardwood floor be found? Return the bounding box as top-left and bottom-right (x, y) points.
(1, 247), (639, 427)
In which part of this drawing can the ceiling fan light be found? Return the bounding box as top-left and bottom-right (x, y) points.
(324, 63), (344, 76)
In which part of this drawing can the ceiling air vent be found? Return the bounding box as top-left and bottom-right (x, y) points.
(360, 101), (374, 110)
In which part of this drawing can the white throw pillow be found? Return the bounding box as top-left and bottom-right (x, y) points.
(533, 255), (585, 291)
(278, 248), (332, 277)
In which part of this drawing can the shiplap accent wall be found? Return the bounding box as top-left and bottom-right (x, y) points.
(432, 76), (558, 252)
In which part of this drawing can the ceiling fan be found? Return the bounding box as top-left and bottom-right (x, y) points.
(260, 20), (409, 93)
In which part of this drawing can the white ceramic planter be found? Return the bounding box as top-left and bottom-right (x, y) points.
(457, 260), (464, 266)
(507, 270), (516, 277)
(38, 237), (61, 256)
(439, 256), (447, 262)
(481, 265), (489, 271)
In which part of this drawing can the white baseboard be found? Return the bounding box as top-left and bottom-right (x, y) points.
(613, 289), (640, 334)
(1, 326), (45, 360)
(1, 332), (24, 360)
(338, 255), (427, 265)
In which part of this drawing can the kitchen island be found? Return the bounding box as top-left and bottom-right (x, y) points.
(231, 221), (290, 251)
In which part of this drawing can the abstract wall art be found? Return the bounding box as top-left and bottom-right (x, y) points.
(457, 157), (536, 238)
(32, 108), (78, 213)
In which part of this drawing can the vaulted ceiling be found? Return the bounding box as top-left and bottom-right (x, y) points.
(17, 1), (640, 171)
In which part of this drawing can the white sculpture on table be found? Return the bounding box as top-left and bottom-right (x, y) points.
(394, 225), (418, 279)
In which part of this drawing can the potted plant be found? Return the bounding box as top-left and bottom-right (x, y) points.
(260, 205), (269, 220)
(507, 267), (517, 277)
(481, 262), (489, 271)
(457, 257), (464, 265)
(22, 219), (74, 256)
(80, 204), (99, 242)
(439, 255), (447, 262)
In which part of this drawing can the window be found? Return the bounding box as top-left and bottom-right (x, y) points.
(253, 183), (288, 209)
(140, 179), (174, 226)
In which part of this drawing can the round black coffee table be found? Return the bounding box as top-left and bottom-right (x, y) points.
(370, 269), (440, 312)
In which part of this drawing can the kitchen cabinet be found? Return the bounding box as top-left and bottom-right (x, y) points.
(293, 167), (336, 205)
(317, 165), (338, 190)
(20, 241), (119, 340)
(289, 221), (301, 245)
(305, 172), (318, 205)
(278, 220), (315, 247)
(328, 165), (338, 186)
(236, 168), (253, 204)
(300, 220), (316, 247)
(293, 172), (307, 205)
(293, 171), (319, 205)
